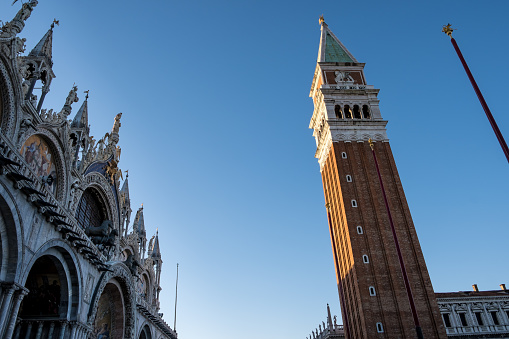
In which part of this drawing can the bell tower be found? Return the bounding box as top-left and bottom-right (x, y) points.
(310, 18), (446, 339)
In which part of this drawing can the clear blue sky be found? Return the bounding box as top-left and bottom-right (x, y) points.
(3, 1), (509, 338)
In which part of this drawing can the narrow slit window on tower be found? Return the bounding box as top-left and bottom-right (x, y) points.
(344, 105), (352, 119)
(351, 200), (357, 207)
(335, 105), (343, 119)
(376, 322), (384, 333)
(362, 105), (371, 119)
(362, 255), (369, 263)
(356, 226), (363, 234)
(459, 313), (468, 327)
(341, 152), (347, 159)
(490, 311), (500, 325)
(346, 175), (352, 182)
(369, 286), (376, 296)
(353, 105), (361, 119)
(475, 312), (484, 326)
(443, 314), (452, 328)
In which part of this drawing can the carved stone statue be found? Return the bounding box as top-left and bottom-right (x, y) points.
(85, 220), (112, 237)
(111, 113), (122, 134)
(148, 235), (155, 251)
(14, 1), (38, 22)
(123, 254), (140, 276)
(90, 228), (118, 249)
(115, 146), (121, 161)
(335, 70), (354, 83)
(65, 85), (79, 106)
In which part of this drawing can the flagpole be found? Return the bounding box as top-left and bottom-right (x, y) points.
(442, 24), (509, 164)
(369, 139), (424, 339)
(174, 263), (179, 331)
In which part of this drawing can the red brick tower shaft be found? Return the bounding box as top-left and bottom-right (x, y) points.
(310, 18), (447, 339)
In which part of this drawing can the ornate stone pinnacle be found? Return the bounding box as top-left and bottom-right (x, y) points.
(442, 23), (455, 38)
(319, 15), (325, 25)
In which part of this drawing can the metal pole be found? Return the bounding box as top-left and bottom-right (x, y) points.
(443, 24), (509, 164)
(369, 140), (424, 339)
(174, 263), (179, 331)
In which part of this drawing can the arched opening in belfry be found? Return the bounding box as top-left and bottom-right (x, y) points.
(139, 324), (152, 339)
(94, 280), (125, 339)
(16, 255), (70, 338)
(353, 105), (361, 119)
(344, 105), (352, 119)
(362, 105), (371, 119)
(334, 105), (343, 119)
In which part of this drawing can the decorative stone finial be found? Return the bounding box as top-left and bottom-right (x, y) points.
(84, 90), (89, 100)
(0, 0), (38, 38)
(111, 113), (122, 134)
(319, 15), (325, 25)
(65, 84), (79, 106)
(52, 18), (59, 29)
(442, 23), (455, 38)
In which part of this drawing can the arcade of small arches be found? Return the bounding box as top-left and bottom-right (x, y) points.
(333, 104), (371, 120)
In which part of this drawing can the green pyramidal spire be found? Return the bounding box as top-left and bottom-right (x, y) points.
(317, 19), (358, 63)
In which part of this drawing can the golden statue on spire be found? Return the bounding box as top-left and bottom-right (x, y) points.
(442, 23), (455, 38)
(319, 15), (325, 25)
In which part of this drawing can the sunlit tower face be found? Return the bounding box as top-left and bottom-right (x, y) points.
(309, 19), (447, 339)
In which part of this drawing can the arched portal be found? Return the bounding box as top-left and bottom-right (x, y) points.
(139, 324), (152, 339)
(93, 280), (125, 339)
(16, 254), (70, 338)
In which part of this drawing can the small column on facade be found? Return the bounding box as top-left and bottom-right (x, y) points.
(3, 288), (29, 339)
(34, 321), (44, 339)
(0, 284), (17, 334)
(58, 321), (68, 339)
(68, 322), (77, 339)
(47, 322), (55, 338)
(12, 320), (22, 339)
(23, 322), (32, 339)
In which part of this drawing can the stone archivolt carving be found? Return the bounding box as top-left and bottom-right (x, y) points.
(87, 263), (135, 339)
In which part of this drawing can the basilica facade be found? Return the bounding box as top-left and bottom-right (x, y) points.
(0, 2), (177, 338)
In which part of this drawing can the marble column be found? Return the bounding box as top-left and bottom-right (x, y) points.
(69, 322), (78, 339)
(3, 289), (29, 339)
(12, 321), (21, 339)
(58, 321), (68, 339)
(0, 284), (16, 334)
(34, 321), (44, 339)
(47, 322), (55, 338)
(23, 322), (32, 339)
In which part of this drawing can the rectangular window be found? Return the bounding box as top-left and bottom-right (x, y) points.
(475, 312), (483, 326)
(459, 313), (468, 327)
(443, 314), (452, 328)
(490, 311), (499, 325)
